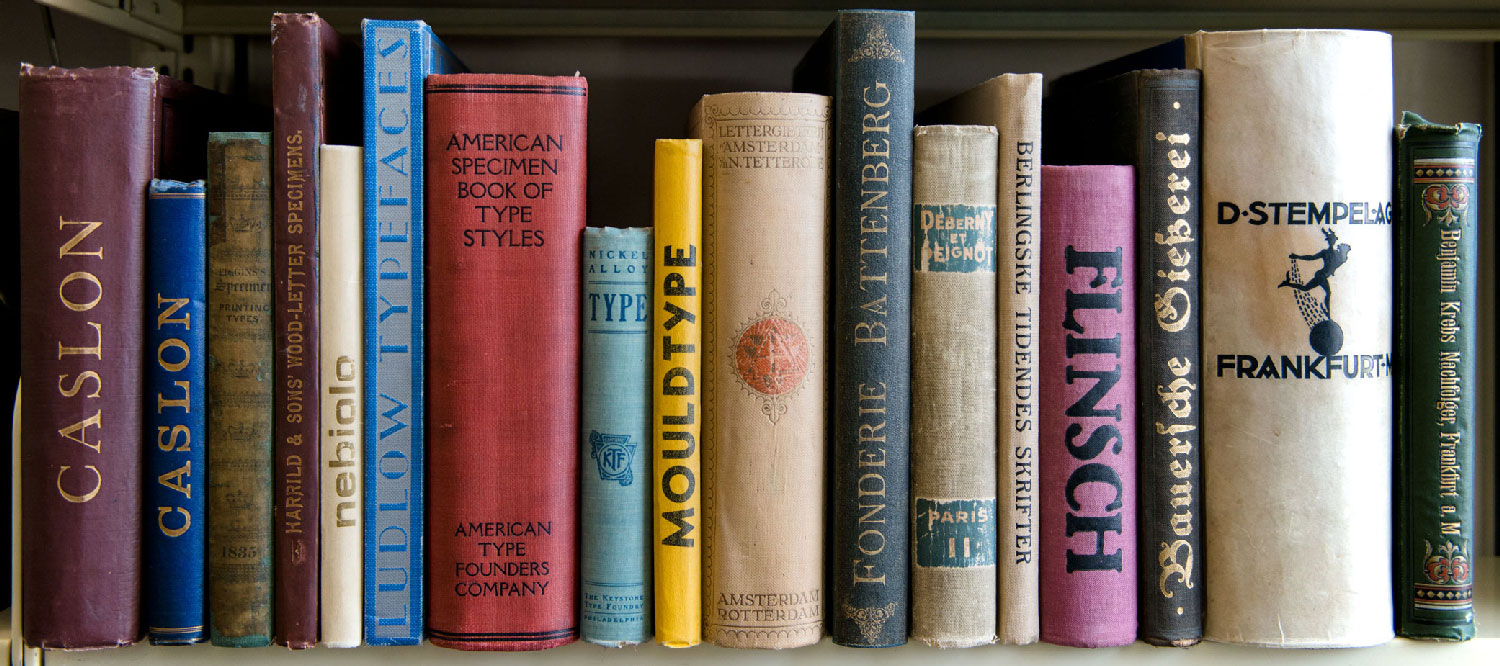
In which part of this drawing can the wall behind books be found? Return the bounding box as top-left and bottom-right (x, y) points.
(1, 0), (136, 108)
(2, 3), (1494, 555)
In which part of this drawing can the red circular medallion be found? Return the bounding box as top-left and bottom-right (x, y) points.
(734, 316), (810, 396)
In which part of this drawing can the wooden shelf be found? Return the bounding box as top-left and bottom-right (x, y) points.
(19, 556), (1496, 664)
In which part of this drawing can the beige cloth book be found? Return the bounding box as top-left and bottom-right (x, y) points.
(1188, 29), (1395, 647)
(919, 73), (1042, 645)
(689, 92), (830, 649)
(318, 145), (363, 648)
(910, 125), (999, 648)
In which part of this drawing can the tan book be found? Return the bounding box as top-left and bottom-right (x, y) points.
(920, 73), (1042, 645)
(910, 125), (999, 648)
(1188, 29), (1395, 647)
(689, 92), (830, 649)
(318, 145), (362, 648)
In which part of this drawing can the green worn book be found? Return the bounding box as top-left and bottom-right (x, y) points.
(206, 132), (275, 647)
(1394, 111), (1481, 641)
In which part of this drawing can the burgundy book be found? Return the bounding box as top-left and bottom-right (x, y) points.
(17, 65), (226, 649)
(270, 12), (360, 648)
(424, 73), (586, 650)
(1038, 165), (1137, 647)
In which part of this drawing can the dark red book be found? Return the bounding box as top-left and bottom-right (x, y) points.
(424, 73), (586, 650)
(17, 65), (243, 649)
(269, 12), (359, 648)
(19, 65), (154, 650)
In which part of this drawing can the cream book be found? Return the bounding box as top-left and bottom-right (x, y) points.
(1188, 30), (1395, 647)
(318, 145), (363, 648)
(689, 92), (830, 649)
(909, 125), (1000, 648)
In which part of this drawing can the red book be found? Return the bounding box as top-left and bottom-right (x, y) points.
(1038, 165), (1137, 647)
(17, 65), (252, 649)
(19, 65), (155, 650)
(269, 12), (359, 647)
(424, 73), (586, 650)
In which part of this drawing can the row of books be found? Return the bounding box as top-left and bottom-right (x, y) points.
(13, 9), (1481, 653)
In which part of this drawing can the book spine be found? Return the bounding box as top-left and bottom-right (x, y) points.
(1135, 71), (1203, 647)
(651, 138), (703, 648)
(319, 144), (364, 648)
(362, 20), (458, 645)
(1, 109), (15, 620)
(1187, 30), (1395, 648)
(1038, 165), (1137, 648)
(690, 92), (830, 649)
(270, 13), (332, 647)
(1394, 113), (1482, 641)
(580, 227), (653, 646)
(206, 132), (275, 647)
(144, 179), (209, 645)
(909, 125), (999, 648)
(17, 65), (157, 649)
(828, 11), (914, 647)
(424, 73), (585, 651)
(990, 74), (1042, 646)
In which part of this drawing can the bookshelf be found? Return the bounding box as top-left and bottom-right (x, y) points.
(11, 556), (1500, 662)
(5, 0), (1499, 662)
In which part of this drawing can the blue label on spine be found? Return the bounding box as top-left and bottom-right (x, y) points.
(579, 228), (654, 644)
(913, 498), (997, 569)
(915, 204), (998, 273)
(145, 179), (208, 644)
(362, 19), (463, 646)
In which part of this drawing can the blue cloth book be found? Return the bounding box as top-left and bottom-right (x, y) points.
(579, 227), (654, 646)
(361, 18), (464, 646)
(793, 9), (915, 647)
(144, 179), (208, 645)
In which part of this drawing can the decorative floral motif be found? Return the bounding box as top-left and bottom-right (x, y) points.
(1423, 540), (1471, 585)
(848, 25), (904, 63)
(842, 601), (898, 644)
(1422, 183), (1471, 226)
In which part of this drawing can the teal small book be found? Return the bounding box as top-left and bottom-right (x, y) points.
(579, 227), (653, 645)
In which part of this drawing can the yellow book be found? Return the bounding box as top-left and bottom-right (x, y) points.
(652, 138), (703, 647)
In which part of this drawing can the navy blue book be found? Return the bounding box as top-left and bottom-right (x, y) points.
(362, 18), (464, 645)
(793, 9), (914, 648)
(144, 179), (208, 644)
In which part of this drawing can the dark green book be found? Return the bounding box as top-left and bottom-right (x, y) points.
(206, 132), (275, 647)
(1394, 111), (1481, 641)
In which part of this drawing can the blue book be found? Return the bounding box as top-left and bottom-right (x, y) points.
(362, 19), (463, 646)
(793, 9), (915, 647)
(579, 228), (654, 646)
(144, 179), (208, 645)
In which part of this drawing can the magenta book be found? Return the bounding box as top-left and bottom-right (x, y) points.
(1039, 165), (1137, 647)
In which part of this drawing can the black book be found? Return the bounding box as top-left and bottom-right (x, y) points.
(2, 107), (16, 612)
